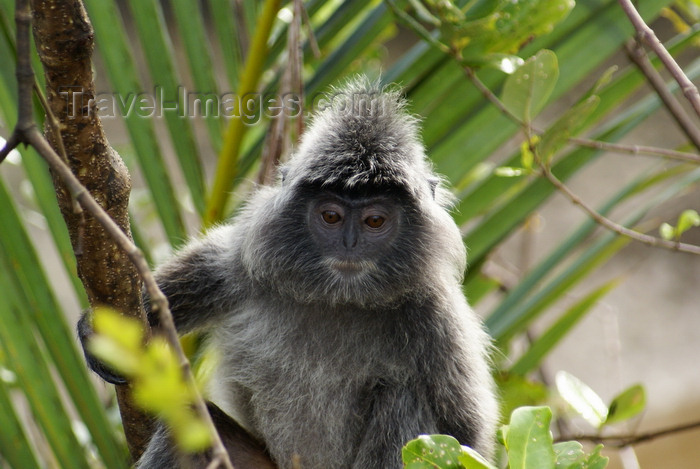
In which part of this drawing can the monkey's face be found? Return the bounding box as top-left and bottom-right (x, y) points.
(308, 192), (400, 278)
(243, 186), (431, 308)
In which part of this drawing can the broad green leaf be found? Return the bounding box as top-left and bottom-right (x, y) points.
(553, 443), (609, 469)
(604, 384), (646, 425)
(207, 0), (243, 90)
(556, 371), (608, 428)
(0, 368), (42, 469)
(0, 270), (92, 469)
(171, 0), (224, 154)
(0, 180), (128, 467)
(501, 50), (559, 123)
(124, 0), (207, 216)
(402, 434), (464, 469)
(504, 406), (556, 469)
(478, 0), (575, 55)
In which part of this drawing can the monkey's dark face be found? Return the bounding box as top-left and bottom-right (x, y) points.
(242, 185), (432, 308)
(308, 193), (400, 277)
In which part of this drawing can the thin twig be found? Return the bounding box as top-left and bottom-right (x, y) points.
(568, 137), (700, 164)
(624, 40), (700, 152)
(618, 0), (700, 118)
(558, 419), (700, 448)
(461, 65), (525, 126)
(539, 162), (700, 255)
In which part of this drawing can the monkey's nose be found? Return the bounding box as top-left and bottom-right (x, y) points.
(342, 225), (359, 249)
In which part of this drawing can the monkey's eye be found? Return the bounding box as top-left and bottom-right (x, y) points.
(365, 215), (385, 229)
(321, 210), (342, 224)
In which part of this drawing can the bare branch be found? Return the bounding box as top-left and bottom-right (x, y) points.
(539, 162), (700, 255)
(618, 0), (700, 118)
(558, 419), (700, 448)
(568, 137), (700, 164)
(624, 40), (700, 152)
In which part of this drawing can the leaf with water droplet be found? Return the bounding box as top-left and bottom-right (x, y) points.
(553, 441), (586, 467)
(501, 50), (559, 124)
(504, 406), (556, 469)
(402, 434), (464, 469)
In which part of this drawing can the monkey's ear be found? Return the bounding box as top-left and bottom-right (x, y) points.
(427, 177), (440, 199)
(279, 166), (289, 185)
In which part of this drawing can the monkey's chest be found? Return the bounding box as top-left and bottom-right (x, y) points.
(209, 303), (403, 466)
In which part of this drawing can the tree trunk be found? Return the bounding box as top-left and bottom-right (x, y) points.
(30, 0), (154, 460)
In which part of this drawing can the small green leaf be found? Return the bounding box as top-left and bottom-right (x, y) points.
(676, 209), (700, 236)
(92, 307), (145, 353)
(604, 384), (646, 425)
(555, 371), (608, 428)
(521, 137), (537, 171)
(584, 445), (609, 469)
(553, 441), (610, 468)
(587, 66), (618, 97)
(501, 50), (559, 123)
(553, 441), (586, 467)
(504, 406), (556, 469)
(659, 222), (675, 240)
(402, 434), (464, 469)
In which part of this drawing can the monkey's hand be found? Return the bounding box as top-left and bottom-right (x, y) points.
(77, 310), (129, 385)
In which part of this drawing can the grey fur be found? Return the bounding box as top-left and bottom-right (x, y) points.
(137, 78), (498, 468)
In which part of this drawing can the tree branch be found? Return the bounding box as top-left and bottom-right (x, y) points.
(558, 419), (700, 448)
(5, 0), (234, 466)
(538, 162), (700, 255)
(624, 40), (700, 152)
(618, 0), (700, 118)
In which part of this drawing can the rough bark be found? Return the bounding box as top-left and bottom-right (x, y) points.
(30, 0), (154, 459)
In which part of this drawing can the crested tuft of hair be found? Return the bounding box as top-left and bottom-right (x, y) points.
(282, 76), (437, 200)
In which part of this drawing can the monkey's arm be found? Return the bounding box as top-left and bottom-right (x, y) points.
(143, 226), (246, 333)
(78, 225), (247, 384)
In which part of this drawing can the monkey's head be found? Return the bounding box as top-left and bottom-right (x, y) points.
(241, 78), (466, 308)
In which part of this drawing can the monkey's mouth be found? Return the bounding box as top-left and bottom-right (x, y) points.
(324, 258), (374, 275)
